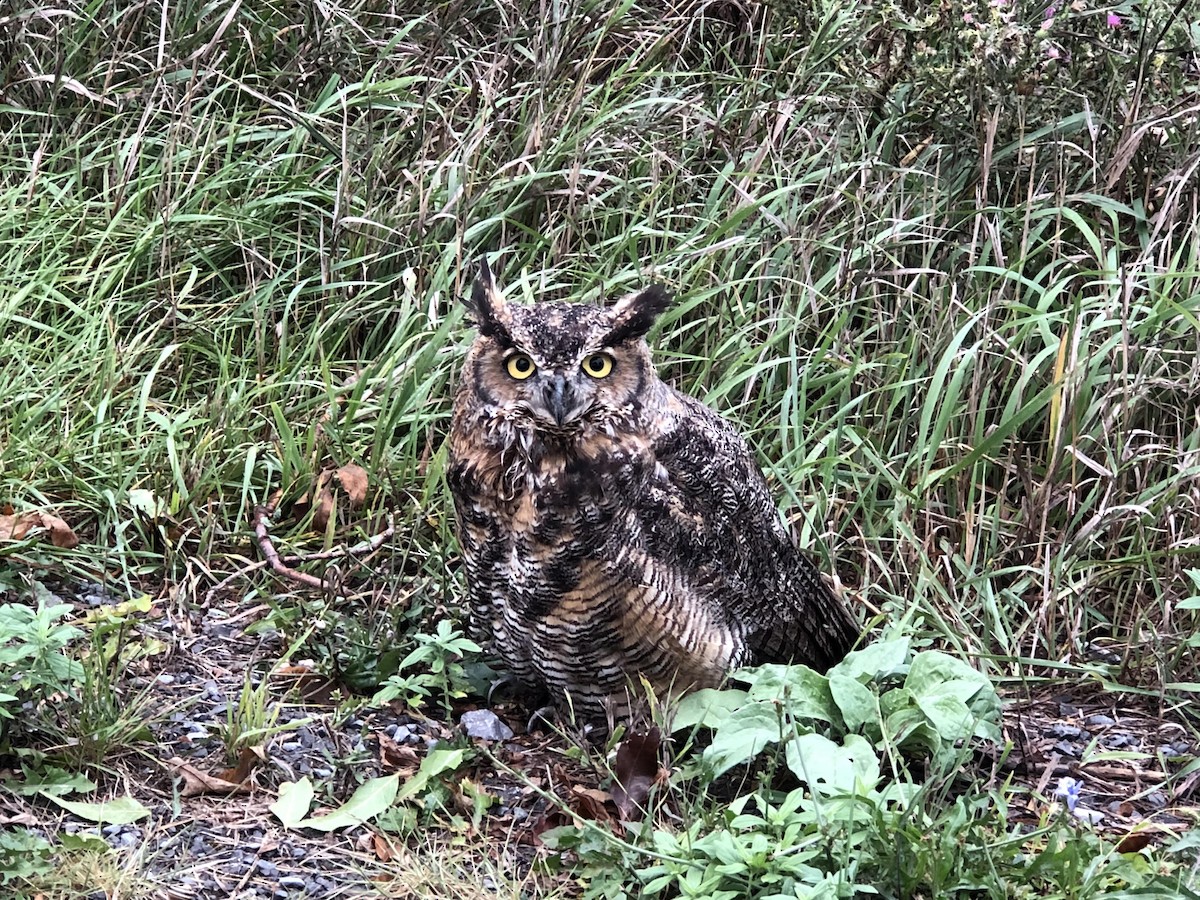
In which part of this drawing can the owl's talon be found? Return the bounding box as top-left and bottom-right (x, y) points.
(487, 674), (519, 704)
(526, 704), (557, 734)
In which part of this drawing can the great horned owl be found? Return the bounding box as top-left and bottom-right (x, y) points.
(447, 258), (859, 724)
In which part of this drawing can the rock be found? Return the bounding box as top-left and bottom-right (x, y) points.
(1085, 714), (1115, 726)
(1045, 723), (1085, 739)
(279, 875), (307, 890)
(461, 709), (515, 741)
(256, 860), (281, 878)
(1101, 732), (1137, 749)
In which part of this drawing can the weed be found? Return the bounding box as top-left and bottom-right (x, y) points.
(217, 669), (308, 764)
(373, 620), (482, 715)
(0, 598), (84, 744)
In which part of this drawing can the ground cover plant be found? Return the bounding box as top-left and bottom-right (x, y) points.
(1, 0), (1199, 896)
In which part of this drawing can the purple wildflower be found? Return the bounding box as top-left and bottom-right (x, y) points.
(1106, 12), (1121, 26)
(1054, 776), (1081, 812)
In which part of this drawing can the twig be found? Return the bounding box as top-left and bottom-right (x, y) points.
(204, 507), (396, 603)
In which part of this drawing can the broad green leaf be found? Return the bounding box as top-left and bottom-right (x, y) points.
(271, 777), (315, 828)
(737, 664), (837, 723)
(395, 747), (469, 802)
(296, 774), (399, 831)
(914, 693), (974, 741)
(60, 832), (111, 852)
(785, 733), (879, 795)
(879, 686), (915, 719)
(1165, 830), (1200, 854)
(905, 651), (990, 703)
(670, 688), (749, 732)
(885, 707), (942, 757)
(43, 794), (150, 824)
(702, 701), (783, 777)
(905, 651), (1001, 740)
(7, 765), (95, 797)
(830, 638), (910, 681)
(829, 674), (878, 734)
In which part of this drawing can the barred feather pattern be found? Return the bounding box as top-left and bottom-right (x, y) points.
(447, 270), (859, 723)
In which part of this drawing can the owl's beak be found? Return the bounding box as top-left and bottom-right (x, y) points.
(539, 374), (580, 426)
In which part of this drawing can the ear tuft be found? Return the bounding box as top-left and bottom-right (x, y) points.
(601, 285), (673, 345)
(463, 255), (514, 342)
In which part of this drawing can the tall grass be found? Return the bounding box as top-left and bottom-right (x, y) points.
(2, 0), (1199, 689)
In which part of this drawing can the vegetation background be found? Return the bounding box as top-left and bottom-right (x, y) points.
(1, 0), (1199, 895)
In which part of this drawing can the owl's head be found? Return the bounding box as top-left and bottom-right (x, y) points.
(460, 258), (672, 433)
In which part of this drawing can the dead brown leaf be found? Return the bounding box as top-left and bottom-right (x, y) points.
(216, 746), (266, 785)
(522, 808), (570, 845)
(312, 469), (336, 532)
(371, 832), (395, 862)
(569, 786), (616, 824)
(0, 812), (40, 826)
(1115, 831), (1154, 853)
(169, 756), (254, 797)
(612, 727), (665, 822)
(0, 510), (79, 548)
(374, 732), (420, 777)
(296, 464), (371, 532)
(39, 512), (79, 548)
(335, 464), (369, 507)
(271, 665), (342, 704)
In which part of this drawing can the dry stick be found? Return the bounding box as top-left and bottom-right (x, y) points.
(203, 507), (396, 603)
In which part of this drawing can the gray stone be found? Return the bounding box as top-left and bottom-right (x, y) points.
(1046, 723), (1085, 739)
(256, 860), (281, 878)
(461, 709), (515, 741)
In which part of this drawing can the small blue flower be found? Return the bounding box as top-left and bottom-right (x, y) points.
(1054, 776), (1081, 812)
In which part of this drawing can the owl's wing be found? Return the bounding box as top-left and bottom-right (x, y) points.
(644, 392), (860, 672)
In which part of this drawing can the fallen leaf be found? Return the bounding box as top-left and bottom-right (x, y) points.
(216, 746), (265, 785)
(271, 778), (315, 828)
(372, 832), (394, 862)
(127, 489), (165, 521)
(43, 794), (150, 824)
(374, 732), (420, 777)
(394, 747), (469, 803)
(39, 512), (79, 548)
(0, 510), (79, 548)
(312, 469), (336, 532)
(522, 808), (570, 845)
(612, 727), (665, 822)
(274, 664), (315, 676)
(569, 786), (616, 823)
(335, 464), (369, 507)
(0, 512), (34, 541)
(168, 756), (253, 797)
(296, 773), (400, 831)
(0, 812), (39, 826)
(1116, 831), (1154, 853)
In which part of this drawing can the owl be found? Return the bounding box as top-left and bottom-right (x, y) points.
(447, 258), (859, 725)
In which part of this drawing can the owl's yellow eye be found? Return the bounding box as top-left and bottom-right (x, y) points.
(505, 353), (536, 380)
(582, 353), (614, 378)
